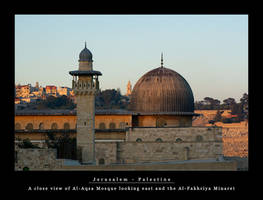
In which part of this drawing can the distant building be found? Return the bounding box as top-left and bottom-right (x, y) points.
(15, 98), (20, 104)
(57, 86), (71, 96)
(45, 85), (57, 96)
(126, 80), (132, 96)
(16, 85), (31, 98)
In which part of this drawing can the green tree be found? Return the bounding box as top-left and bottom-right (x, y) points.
(36, 95), (76, 110)
(222, 98), (236, 109)
(214, 110), (222, 122)
(240, 93), (248, 120)
(16, 138), (40, 149)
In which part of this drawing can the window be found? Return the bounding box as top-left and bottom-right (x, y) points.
(99, 158), (105, 165)
(109, 122), (116, 129)
(155, 138), (163, 142)
(15, 123), (21, 130)
(39, 123), (44, 130)
(119, 122), (126, 129)
(176, 138), (183, 143)
(64, 123), (70, 130)
(99, 123), (106, 129)
(136, 138), (142, 142)
(25, 123), (33, 131)
(51, 123), (58, 130)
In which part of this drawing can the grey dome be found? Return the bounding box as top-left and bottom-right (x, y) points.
(130, 67), (194, 114)
(79, 43), (93, 62)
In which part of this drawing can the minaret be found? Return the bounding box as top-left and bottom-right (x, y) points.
(69, 43), (102, 164)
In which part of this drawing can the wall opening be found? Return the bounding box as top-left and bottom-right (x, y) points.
(25, 123), (33, 131)
(99, 123), (106, 129)
(109, 122), (116, 129)
(51, 123), (58, 130)
(99, 158), (105, 165)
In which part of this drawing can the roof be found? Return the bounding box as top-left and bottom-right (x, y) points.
(130, 66), (194, 114)
(79, 43), (93, 62)
(15, 109), (133, 116)
(69, 70), (102, 76)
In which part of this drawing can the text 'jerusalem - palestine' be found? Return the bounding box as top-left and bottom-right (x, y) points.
(92, 177), (171, 182)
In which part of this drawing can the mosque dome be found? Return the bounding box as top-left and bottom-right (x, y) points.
(130, 61), (194, 114)
(79, 42), (93, 62)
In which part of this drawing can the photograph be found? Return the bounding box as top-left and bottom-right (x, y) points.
(13, 14), (249, 193)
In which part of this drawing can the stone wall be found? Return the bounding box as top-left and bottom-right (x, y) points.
(15, 148), (63, 170)
(118, 142), (222, 164)
(94, 141), (222, 165)
(95, 127), (223, 165)
(95, 142), (117, 165)
(126, 127), (222, 143)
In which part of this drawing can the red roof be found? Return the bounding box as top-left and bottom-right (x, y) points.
(46, 85), (57, 89)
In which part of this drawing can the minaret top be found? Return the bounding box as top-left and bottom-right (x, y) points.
(69, 43), (102, 76)
(79, 42), (93, 62)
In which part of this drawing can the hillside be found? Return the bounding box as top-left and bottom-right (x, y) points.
(193, 110), (248, 158)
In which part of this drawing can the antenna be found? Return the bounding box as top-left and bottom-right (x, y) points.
(161, 52), (164, 68)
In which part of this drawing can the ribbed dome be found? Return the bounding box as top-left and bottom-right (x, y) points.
(79, 44), (93, 62)
(130, 67), (194, 113)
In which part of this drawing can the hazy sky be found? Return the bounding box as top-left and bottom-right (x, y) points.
(15, 15), (248, 102)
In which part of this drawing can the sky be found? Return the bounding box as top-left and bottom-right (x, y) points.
(15, 15), (248, 102)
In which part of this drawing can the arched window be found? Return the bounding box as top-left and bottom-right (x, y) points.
(109, 122), (116, 129)
(155, 138), (163, 142)
(99, 123), (106, 129)
(196, 135), (203, 142)
(119, 122), (126, 129)
(175, 138), (183, 143)
(51, 123), (58, 130)
(25, 123), (33, 131)
(136, 138), (142, 142)
(15, 123), (21, 130)
(99, 158), (105, 165)
(39, 123), (44, 130)
(64, 123), (70, 130)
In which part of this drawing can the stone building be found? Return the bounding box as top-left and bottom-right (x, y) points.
(45, 85), (57, 96)
(14, 44), (236, 170)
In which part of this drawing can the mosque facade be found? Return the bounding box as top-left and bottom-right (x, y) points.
(15, 44), (229, 167)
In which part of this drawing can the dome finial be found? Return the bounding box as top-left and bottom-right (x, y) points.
(85, 41), (87, 48)
(161, 52), (164, 68)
